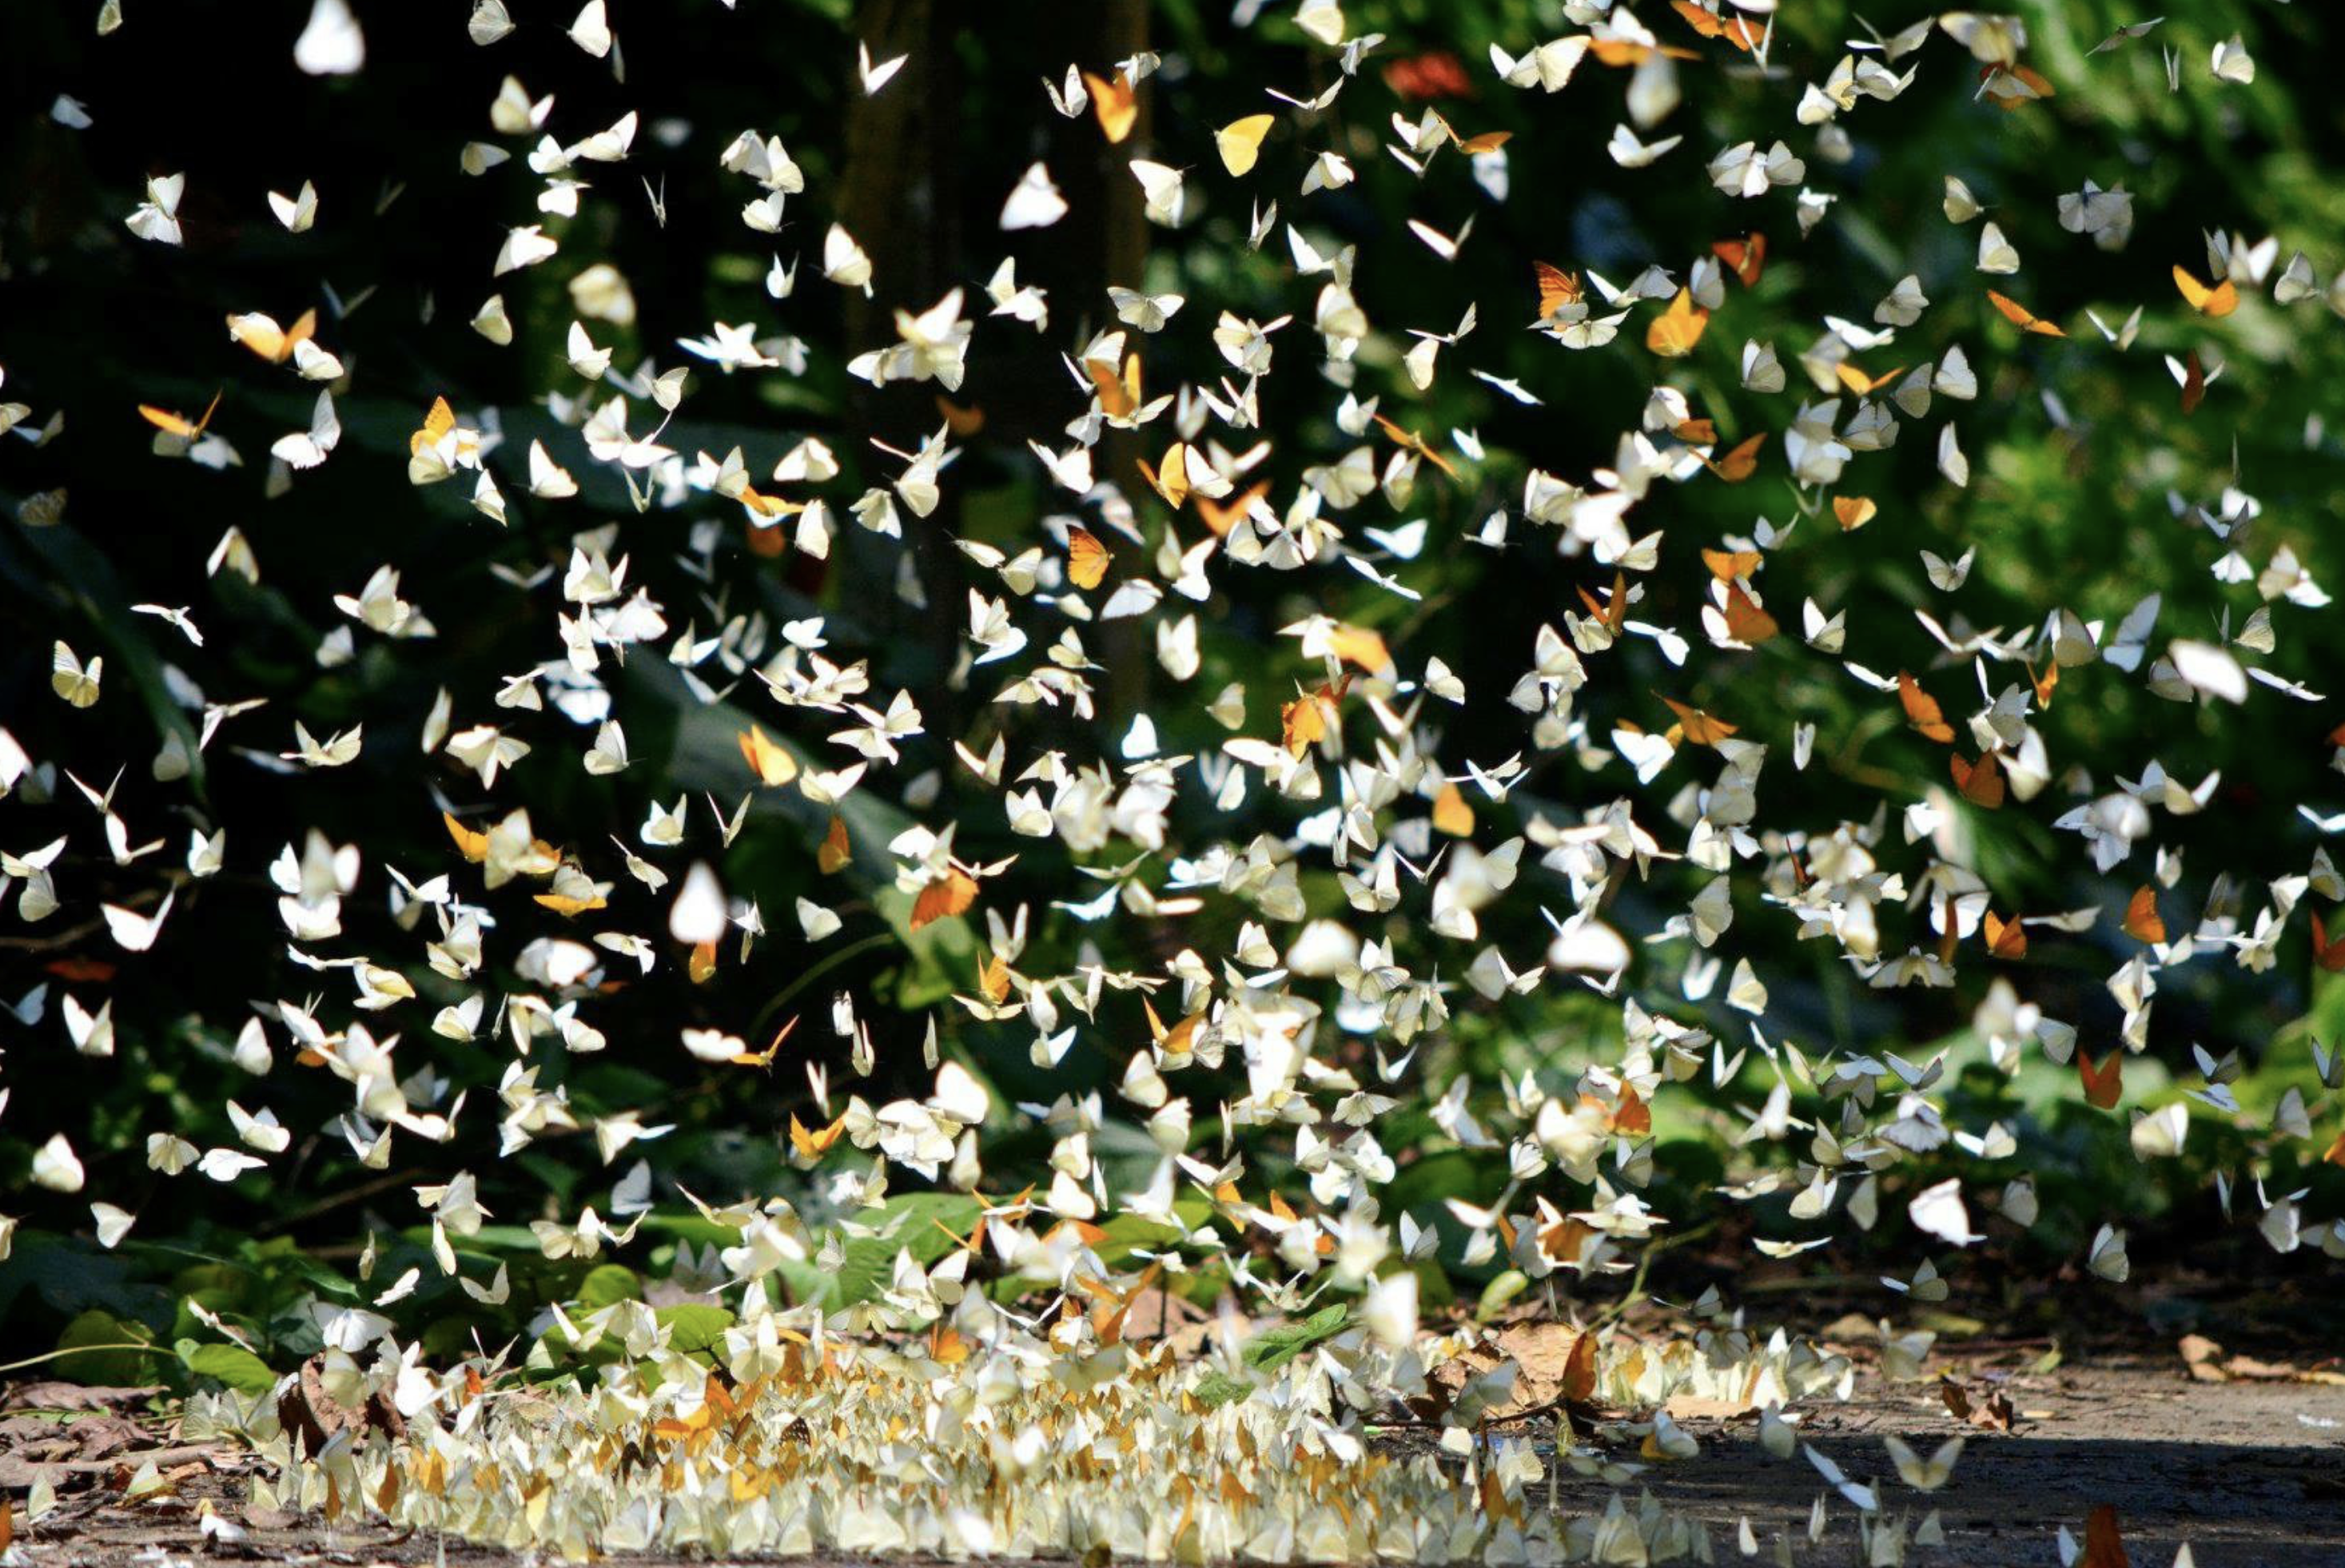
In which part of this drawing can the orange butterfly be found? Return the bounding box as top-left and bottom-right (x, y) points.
(2026, 659), (2060, 710)
(444, 811), (489, 863)
(1374, 413), (1459, 479)
(2178, 348), (2206, 416)
(2080, 1506), (2128, 1568)
(731, 1016), (800, 1069)
(1065, 525), (1112, 589)
(1082, 70), (1137, 143)
(1721, 583), (1777, 645)
(1533, 261), (1584, 319)
(139, 388), (224, 440)
(1196, 480), (1267, 539)
(1712, 232), (1767, 288)
(1673, 416), (1718, 446)
(1660, 694), (1737, 746)
(1949, 751), (2005, 808)
(739, 724), (799, 786)
(818, 814), (851, 874)
(2313, 911), (2345, 971)
(2172, 265), (2238, 318)
(1577, 571), (1630, 635)
(1701, 547), (1762, 581)
(789, 1110), (846, 1160)
(2122, 885), (2165, 943)
(977, 951), (1013, 1004)
(1987, 289), (2066, 337)
(1281, 687), (1335, 755)
(1431, 782), (1475, 837)
(1833, 361), (1908, 398)
(2077, 1049), (2124, 1110)
(1646, 288), (1710, 357)
(1325, 623), (1391, 674)
(1833, 495), (1878, 531)
(1673, 1), (1762, 52)
(1427, 111), (1511, 155)
(910, 866), (980, 930)
(1980, 62), (2056, 111)
(1136, 441), (1197, 507)
(1898, 672), (1954, 743)
(1084, 352), (1141, 420)
(226, 308), (318, 364)
(1704, 432), (1766, 484)
(409, 394), (456, 454)
(1982, 910), (2028, 958)
(1588, 36), (1698, 66)
(935, 395), (985, 437)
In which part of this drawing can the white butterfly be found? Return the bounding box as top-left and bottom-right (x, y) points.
(858, 41), (908, 95)
(126, 173), (185, 246)
(268, 180), (318, 233)
(293, 0), (364, 76)
(1000, 162), (1067, 231)
(1884, 1435), (1964, 1491)
(270, 391), (342, 472)
(52, 641), (102, 706)
(568, 0), (612, 58)
(103, 889), (176, 953)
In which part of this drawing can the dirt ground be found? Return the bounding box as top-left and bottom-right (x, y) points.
(6, 1354), (2343, 1567)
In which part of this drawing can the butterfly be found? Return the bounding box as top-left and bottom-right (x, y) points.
(910, 866), (980, 930)
(2172, 264), (2239, 317)
(1706, 431), (1763, 480)
(1883, 1435), (1964, 1490)
(739, 725), (800, 786)
(1532, 261), (1583, 320)
(1833, 495), (1878, 531)
(1718, 583), (1777, 645)
(1673, 2), (1763, 53)
(139, 389), (224, 441)
(1712, 232), (1767, 287)
(1833, 361), (1907, 397)
(1083, 70), (1137, 143)
(1646, 289), (1710, 357)
(1372, 414), (1458, 479)
(858, 41), (908, 95)
(2078, 1050), (2124, 1110)
(1898, 672), (1954, 742)
(1065, 527), (1113, 590)
(1949, 751), (2005, 807)
(1216, 114), (1274, 176)
(1987, 289), (2065, 336)
(1982, 911), (2028, 958)
(1660, 695), (1737, 747)
(2123, 885), (2166, 943)
(2311, 911), (2345, 971)
(51, 641), (102, 706)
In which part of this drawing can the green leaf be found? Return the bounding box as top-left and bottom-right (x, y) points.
(778, 1192), (982, 1312)
(1242, 1303), (1350, 1372)
(176, 1339), (277, 1395)
(576, 1264), (642, 1311)
(655, 1303), (735, 1357)
(52, 1309), (161, 1386)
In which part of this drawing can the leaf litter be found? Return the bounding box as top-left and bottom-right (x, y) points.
(2, 0), (2342, 1563)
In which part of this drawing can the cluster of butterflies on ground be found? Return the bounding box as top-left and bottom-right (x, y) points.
(4, 2), (2343, 1556)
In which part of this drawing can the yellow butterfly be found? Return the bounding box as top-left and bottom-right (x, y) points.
(1646, 288), (1710, 357)
(1216, 113), (1274, 176)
